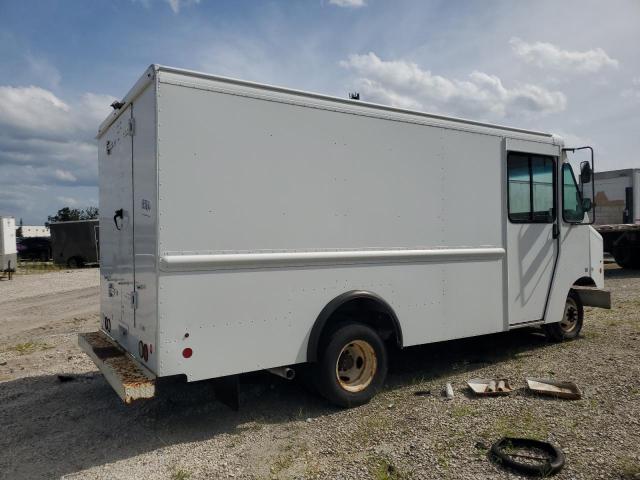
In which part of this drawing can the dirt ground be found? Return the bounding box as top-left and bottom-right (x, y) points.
(0, 266), (639, 480)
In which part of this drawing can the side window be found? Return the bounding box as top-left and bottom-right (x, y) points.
(562, 163), (585, 222)
(507, 153), (555, 223)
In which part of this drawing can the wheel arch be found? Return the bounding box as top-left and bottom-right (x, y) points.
(306, 290), (403, 363)
(572, 276), (596, 287)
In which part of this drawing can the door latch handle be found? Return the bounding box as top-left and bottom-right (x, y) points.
(114, 209), (124, 230)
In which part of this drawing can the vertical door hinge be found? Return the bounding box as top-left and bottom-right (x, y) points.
(131, 290), (138, 310)
(127, 117), (135, 136)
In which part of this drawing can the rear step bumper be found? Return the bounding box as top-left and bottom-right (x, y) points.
(78, 331), (156, 404)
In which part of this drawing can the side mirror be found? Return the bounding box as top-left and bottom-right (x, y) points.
(581, 198), (592, 212)
(580, 161), (592, 184)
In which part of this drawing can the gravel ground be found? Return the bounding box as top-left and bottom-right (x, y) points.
(0, 266), (639, 479)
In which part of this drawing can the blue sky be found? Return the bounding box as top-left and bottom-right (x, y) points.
(1, 0), (639, 223)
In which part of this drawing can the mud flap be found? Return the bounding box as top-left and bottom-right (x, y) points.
(212, 374), (239, 411)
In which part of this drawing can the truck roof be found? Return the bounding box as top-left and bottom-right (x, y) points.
(98, 64), (559, 143)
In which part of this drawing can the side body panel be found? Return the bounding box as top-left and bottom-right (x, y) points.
(155, 77), (508, 380)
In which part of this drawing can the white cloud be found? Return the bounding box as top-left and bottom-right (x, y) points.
(0, 86), (72, 136)
(56, 196), (78, 206)
(54, 169), (77, 182)
(621, 77), (640, 100)
(0, 84), (115, 221)
(133, 0), (200, 14)
(329, 0), (366, 7)
(0, 85), (115, 139)
(509, 38), (619, 73)
(166, 0), (200, 13)
(340, 52), (566, 119)
(25, 54), (62, 88)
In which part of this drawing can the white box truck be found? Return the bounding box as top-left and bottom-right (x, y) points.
(79, 65), (610, 407)
(0, 216), (17, 279)
(591, 168), (640, 269)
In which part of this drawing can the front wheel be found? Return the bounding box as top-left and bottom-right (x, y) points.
(315, 322), (388, 408)
(543, 291), (583, 342)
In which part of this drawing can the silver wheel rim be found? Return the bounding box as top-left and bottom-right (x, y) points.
(560, 297), (579, 333)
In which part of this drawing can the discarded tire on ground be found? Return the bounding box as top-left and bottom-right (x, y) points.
(490, 437), (565, 476)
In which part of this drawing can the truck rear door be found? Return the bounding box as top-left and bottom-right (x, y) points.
(98, 106), (136, 353)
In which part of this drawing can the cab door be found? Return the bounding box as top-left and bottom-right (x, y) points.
(506, 145), (559, 325)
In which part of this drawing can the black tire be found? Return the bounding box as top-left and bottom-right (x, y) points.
(543, 290), (583, 342)
(315, 322), (387, 408)
(613, 245), (634, 269)
(67, 257), (84, 268)
(490, 437), (565, 476)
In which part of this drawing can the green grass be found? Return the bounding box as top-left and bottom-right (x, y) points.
(619, 455), (640, 479)
(352, 414), (392, 446)
(449, 404), (476, 419)
(170, 468), (191, 480)
(270, 453), (294, 476)
(16, 261), (66, 274)
(7, 341), (51, 355)
(481, 410), (549, 440)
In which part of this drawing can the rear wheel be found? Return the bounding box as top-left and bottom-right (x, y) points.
(543, 291), (583, 342)
(613, 245), (634, 269)
(67, 256), (84, 268)
(315, 322), (387, 408)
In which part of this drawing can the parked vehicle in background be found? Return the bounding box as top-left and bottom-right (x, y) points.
(50, 220), (100, 268)
(591, 169), (640, 269)
(80, 65), (610, 408)
(20, 225), (51, 238)
(16, 237), (52, 261)
(1, 216), (17, 276)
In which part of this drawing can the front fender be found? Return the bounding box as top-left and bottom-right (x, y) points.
(589, 226), (605, 288)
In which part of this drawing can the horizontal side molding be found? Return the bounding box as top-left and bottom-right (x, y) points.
(159, 247), (505, 272)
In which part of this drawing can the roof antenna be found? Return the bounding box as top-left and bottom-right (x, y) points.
(110, 101), (125, 110)
(349, 92), (360, 101)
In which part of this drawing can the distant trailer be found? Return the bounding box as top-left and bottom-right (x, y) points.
(50, 219), (100, 268)
(592, 168), (640, 268)
(0, 216), (17, 278)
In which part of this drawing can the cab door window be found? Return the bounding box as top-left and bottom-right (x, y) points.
(508, 152), (556, 223)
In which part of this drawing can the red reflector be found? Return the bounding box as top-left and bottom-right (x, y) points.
(182, 347), (193, 359)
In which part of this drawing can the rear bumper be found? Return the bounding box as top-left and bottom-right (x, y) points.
(572, 286), (611, 309)
(78, 331), (156, 404)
